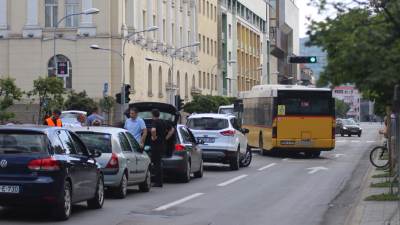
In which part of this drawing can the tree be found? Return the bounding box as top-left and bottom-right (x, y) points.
(183, 95), (236, 114)
(99, 96), (115, 125)
(307, 0), (400, 115)
(0, 78), (22, 123)
(335, 99), (350, 118)
(64, 90), (98, 113)
(28, 77), (65, 123)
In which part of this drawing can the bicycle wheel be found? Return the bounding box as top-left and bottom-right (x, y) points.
(370, 146), (390, 169)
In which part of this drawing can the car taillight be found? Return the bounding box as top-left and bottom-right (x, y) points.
(175, 144), (185, 152)
(272, 127), (277, 138)
(220, 130), (235, 136)
(106, 153), (119, 169)
(28, 157), (60, 171)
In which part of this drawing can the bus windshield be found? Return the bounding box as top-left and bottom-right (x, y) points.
(277, 91), (333, 116)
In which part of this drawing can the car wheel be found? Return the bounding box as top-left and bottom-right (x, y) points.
(180, 161), (191, 183)
(114, 173), (128, 199)
(87, 175), (104, 209)
(312, 151), (321, 158)
(139, 168), (151, 192)
(340, 131), (344, 137)
(358, 132), (361, 137)
(53, 181), (72, 221)
(348, 134), (351, 137)
(193, 160), (204, 178)
(230, 148), (240, 170)
(240, 145), (252, 167)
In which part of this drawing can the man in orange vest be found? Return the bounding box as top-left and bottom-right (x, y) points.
(44, 110), (63, 127)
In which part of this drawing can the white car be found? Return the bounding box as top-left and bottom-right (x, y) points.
(61, 110), (87, 127)
(187, 113), (252, 170)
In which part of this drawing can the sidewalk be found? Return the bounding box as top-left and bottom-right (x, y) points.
(347, 167), (400, 225)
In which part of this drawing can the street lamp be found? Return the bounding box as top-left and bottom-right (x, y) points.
(53, 8), (100, 77)
(90, 26), (158, 122)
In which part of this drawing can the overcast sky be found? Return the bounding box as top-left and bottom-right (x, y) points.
(295, 0), (326, 38)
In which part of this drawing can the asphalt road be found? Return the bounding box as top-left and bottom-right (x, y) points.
(0, 123), (382, 225)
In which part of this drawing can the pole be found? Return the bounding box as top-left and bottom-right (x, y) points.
(170, 56), (175, 105)
(121, 39), (128, 122)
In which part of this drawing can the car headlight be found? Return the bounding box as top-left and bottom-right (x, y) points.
(343, 127), (347, 130)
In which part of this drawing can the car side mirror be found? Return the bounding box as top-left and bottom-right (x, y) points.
(91, 150), (102, 158)
(242, 128), (250, 134)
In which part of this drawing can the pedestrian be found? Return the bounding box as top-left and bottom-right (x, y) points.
(164, 120), (176, 157)
(87, 107), (104, 126)
(150, 109), (167, 187)
(91, 119), (102, 126)
(44, 109), (63, 127)
(77, 114), (86, 126)
(124, 107), (147, 149)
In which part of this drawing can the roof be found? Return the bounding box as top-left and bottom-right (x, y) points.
(188, 113), (235, 119)
(240, 84), (331, 98)
(70, 126), (127, 135)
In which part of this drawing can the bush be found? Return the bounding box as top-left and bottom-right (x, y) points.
(183, 95), (236, 114)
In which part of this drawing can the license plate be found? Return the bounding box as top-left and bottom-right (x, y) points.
(299, 140), (312, 146)
(198, 137), (215, 143)
(0, 185), (20, 194)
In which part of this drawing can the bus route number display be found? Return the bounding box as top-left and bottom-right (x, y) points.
(278, 105), (286, 116)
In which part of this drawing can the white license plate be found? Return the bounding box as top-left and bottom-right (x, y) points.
(198, 137), (215, 143)
(0, 185), (20, 194)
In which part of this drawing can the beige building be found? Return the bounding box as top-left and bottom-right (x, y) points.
(0, 0), (205, 122)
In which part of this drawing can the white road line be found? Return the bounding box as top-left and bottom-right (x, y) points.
(153, 193), (204, 211)
(217, 175), (248, 187)
(336, 140), (346, 143)
(282, 158), (289, 161)
(258, 163), (277, 171)
(351, 140), (361, 143)
(367, 141), (376, 143)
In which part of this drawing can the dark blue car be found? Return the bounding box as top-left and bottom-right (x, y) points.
(0, 126), (104, 220)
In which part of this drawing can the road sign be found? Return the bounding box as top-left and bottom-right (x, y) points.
(288, 56), (318, 64)
(103, 82), (109, 97)
(57, 62), (69, 77)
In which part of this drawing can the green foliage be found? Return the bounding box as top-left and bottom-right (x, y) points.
(28, 76), (65, 122)
(335, 99), (350, 118)
(365, 193), (400, 201)
(183, 95), (236, 114)
(64, 90), (97, 113)
(99, 96), (116, 113)
(308, 0), (400, 115)
(0, 78), (22, 123)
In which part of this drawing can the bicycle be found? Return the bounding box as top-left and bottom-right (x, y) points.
(369, 140), (390, 169)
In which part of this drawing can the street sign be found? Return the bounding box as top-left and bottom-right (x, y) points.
(57, 62), (69, 77)
(288, 56), (318, 64)
(103, 82), (109, 97)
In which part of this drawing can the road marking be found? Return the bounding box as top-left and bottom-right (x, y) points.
(336, 140), (346, 143)
(334, 154), (345, 158)
(282, 158), (289, 161)
(217, 175), (248, 187)
(307, 167), (328, 174)
(367, 141), (376, 143)
(351, 140), (361, 143)
(153, 193), (204, 211)
(258, 163), (277, 171)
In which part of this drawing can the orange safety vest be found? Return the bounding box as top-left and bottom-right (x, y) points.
(46, 118), (62, 127)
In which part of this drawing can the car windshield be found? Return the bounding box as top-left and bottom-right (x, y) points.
(219, 108), (234, 114)
(0, 133), (47, 154)
(187, 118), (229, 130)
(76, 132), (112, 153)
(138, 111), (175, 121)
(342, 119), (356, 125)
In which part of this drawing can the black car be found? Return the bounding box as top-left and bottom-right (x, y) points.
(336, 119), (362, 137)
(0, 126), (104, 220)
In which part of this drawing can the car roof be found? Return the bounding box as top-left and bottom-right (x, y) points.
(0, 125), (59, 133)
(62, 110), (87, 115)
(188, 113), (234, 119)
(70, 126), (127, 135)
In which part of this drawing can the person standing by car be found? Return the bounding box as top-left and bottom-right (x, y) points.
(150, 109), (167, 187)
(87, 107), (104, 126)
(124, 107), (147, 149)
(44, 110), (63, 127)
(165, 120), (176, 157)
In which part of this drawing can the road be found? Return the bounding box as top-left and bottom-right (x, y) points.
(0, 123), (382, 225)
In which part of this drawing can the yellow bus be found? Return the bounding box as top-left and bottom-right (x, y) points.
(241, 85), (335, 158)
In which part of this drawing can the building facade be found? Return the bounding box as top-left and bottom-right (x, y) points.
(333, 85), (361, 121)
(0, 0), (206, 122)
(219, 0), (268, 97)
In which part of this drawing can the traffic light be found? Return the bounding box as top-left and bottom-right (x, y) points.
(288, 56), (318, 64)
(115, 93), (122, 104)
(175, 95), (184, 111)
(124, 84), (131, 103)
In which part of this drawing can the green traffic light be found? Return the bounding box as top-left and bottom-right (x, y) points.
(309, 57), (317, 63)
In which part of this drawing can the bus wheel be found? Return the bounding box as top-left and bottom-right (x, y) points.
(312, 151), (321, 158)
(304, 152), (313, 158)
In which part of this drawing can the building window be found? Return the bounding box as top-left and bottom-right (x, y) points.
(198, 71), (202, 88)
(203, 0), (205, 15)
(203, 72), (206, 89)
(45, 0), (58, 27)
(47, 55), (72, 89)
(198, 34), (202, 51)
(65, 0), (79, 27)
(207, 1), (209, 18)
(177, 71), (181, 96)
(210, 41), (213, 56)
(158, 67), (163, 97)
(172, 23), (175, 44)
(214, 6), (217, 21)
(192, 74), (196, 89)
(180, 27), (183, 46)
(229, 51), (232, 61)
(211, 73), (214, 91)
(207, 73), (210, 89)
(215, 75), (217, 91)
(129, 58), (135, 90)
(163, 19), (166, 42)
(228, 24), (232, 39)
(148, 64), (153, 96)
(153, 15), (157, 38)
(168, 69), (172, 85)
(185, 73), (188, 98)
(202, 36), (206, 53)
(214, 40), (217, 56)
(198, 0), (201, 13)
(143, 10), (146, 31)
(210, 4), (213, 20)
(207, 38), (209, 54)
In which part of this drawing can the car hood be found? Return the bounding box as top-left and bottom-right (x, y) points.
(128, 102), (180, 125)
(343, 125), (360, 129)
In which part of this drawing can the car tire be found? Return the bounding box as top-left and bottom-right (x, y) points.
(53, 180), (72, 221)
(240, 145), (252, 167)
(193, 160), (204, 178)
(230, 148), (240, 171)
(139, 168), (151, 192)
(180, 161), (191, 183)
(358, 132), (362, 137)
(312, 151), (321, 158)
(348, 134), (351, 137)
(114, 173), (128, 199)
(340, 131), (344, 137)
(87, 175), (104, 209)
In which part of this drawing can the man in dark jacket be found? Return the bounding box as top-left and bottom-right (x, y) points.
(150, 109), (166, 187)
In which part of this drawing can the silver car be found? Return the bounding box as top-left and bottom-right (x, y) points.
(72, 127), (151, 198)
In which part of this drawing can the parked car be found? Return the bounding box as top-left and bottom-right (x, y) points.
(0, 126), (104, 221)
(72, 127), (151, 198)
(61, 110), (87, 127)
(336, 119), (362, 137)
(187, 113), (252, 170)
(129, 102), (203, 182)
(162, 124), (204, 182)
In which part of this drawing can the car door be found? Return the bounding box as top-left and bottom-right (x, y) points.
(117, 132), (137, 183)
(125, 132), (148, 182)
(186, 128), (202, 172)
(231, 118), (247, 154)
(68, 131), (98, 198)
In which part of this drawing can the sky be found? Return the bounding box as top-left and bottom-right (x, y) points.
(295, 0), (326, 38)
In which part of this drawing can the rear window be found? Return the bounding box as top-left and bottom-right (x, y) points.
(277, 91), (334, 116)
(187, 118), (229, 130)
(0, 133), (47, 154)
(76, 132), (112, 153)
